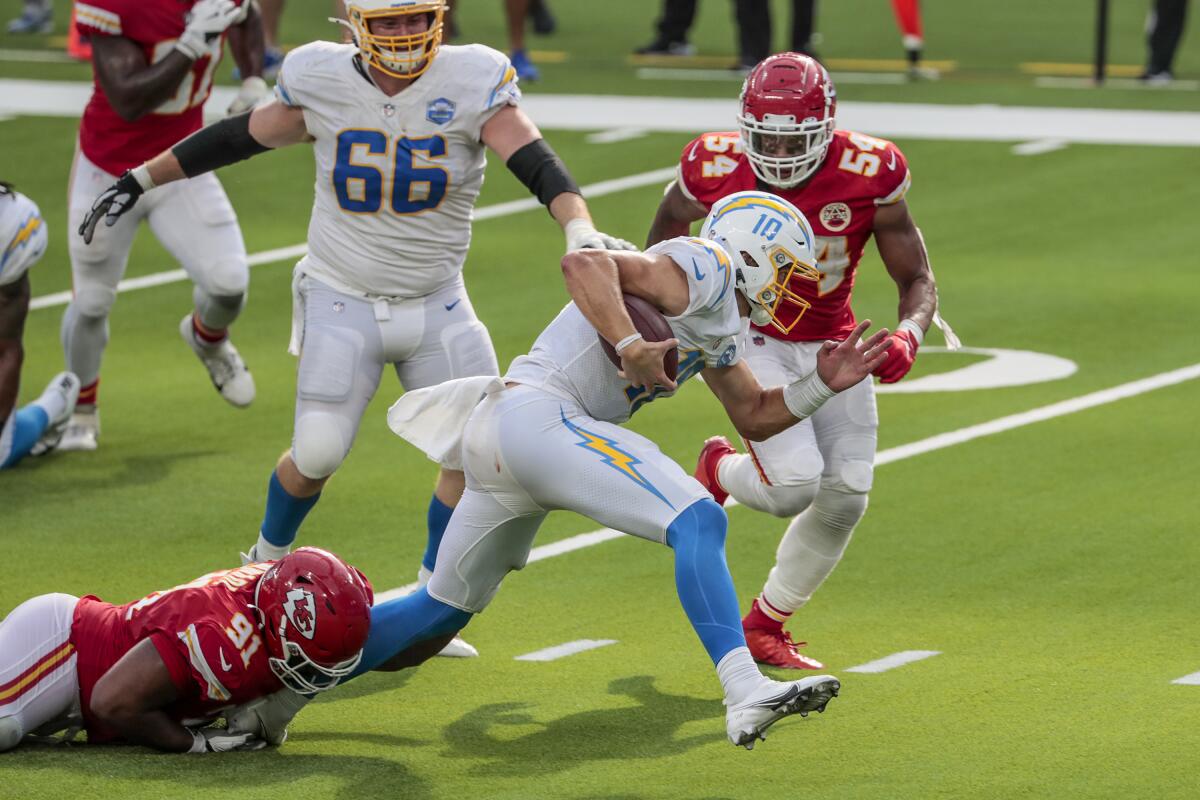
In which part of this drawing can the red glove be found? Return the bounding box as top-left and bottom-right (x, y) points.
(872, 329), (919, 383)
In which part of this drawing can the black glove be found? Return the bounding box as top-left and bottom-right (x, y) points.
(79, 170), (146, 245)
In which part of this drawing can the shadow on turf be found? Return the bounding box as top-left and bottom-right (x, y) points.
(4, 449), (220, 500)
(439, 675), (726, 776)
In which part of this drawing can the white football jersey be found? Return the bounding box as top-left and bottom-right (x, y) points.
(0, 188), (47, 288)
(275, 42), (521, 298)
(506, 237), (743, 424)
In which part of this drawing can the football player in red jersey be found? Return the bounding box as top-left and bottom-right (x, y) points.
(60, 0), (272, 452)
(0, 547), (371, 753)
(647, 53), (945, 670)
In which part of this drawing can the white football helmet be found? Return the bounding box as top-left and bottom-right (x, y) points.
(701, 191), (819, 334)
(340, 0), (445, 79)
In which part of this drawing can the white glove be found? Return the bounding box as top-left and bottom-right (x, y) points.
(564, 218), (639, 253)
(188, 727), (267, 753)
(175, 0), (247, 60)
(227, 76), (271, 116)
(224, 688), (311, 747)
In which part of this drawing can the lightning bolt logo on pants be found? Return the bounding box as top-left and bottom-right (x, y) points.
(560, 411), (675, 510)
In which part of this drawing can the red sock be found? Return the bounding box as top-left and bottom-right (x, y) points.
(77, 379), (99, 407)
(742, 596), (790, 632)
(193, 315), (227, 345)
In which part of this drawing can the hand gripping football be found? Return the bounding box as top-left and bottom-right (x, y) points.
(598, 294), (679, 382)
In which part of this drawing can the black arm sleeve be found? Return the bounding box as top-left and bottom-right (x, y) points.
(505, 139), (581, 209)
(171, 111), (272, 178)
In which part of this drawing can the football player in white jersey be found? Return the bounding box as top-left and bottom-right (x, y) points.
(1, 183), (81, 470)
(319, 192), (889, 749)
(80, 0), (634, 655)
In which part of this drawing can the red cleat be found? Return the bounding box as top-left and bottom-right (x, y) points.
(695, 436), (736, 506)
(744, 628), (826, 670)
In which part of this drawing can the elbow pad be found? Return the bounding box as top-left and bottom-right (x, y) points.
(505, 139), (580, 208)
(172, 111), (271, 178)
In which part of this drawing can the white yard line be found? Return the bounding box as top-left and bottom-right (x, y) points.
(586, 127), (649, 144)
(29, 168), (675, 312)
(374, 363), (1200, 604)
(515, 639), (619, 662)
(1012, 138), (1069, 156)
(845, 650), (941, 674)
(1171, 671), (1200, 686)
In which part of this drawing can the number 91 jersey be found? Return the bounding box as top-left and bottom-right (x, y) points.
(677, 129), (911, 342)
(275, 42), (522, 298)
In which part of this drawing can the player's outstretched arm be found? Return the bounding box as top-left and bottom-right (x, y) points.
(79, 101), (308, 244)
(225, 3), (271, 116)
(645, 180), (709, 248)
(482, 106), (637, 252)
(872, 199), (937, 383)
(89, 639), (264, 753)
(704, 321), (891, 441)
(561, 249), (686, 392)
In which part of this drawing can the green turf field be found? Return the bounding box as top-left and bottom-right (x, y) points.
(2, 2), (1199, 798)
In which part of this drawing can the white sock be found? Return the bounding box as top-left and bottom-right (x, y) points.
(717, 646), (769, 706)
(716, 454), (817, 517)
(416, 565), (432, 588)
(32, 385), (69, 422)
(254, 534), (290, 562)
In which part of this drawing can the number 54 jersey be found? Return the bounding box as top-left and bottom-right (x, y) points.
(275, 41), (522, 299)
(677, 129), (911, 343)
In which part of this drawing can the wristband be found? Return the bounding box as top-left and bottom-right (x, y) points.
(614, 332), (643, 354)
(131, 165), (156, 191)
(783, 370), (836, 420)
(897, 318), (924, 346)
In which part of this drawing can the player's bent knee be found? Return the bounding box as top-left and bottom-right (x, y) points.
(199, 256), (250, 298)
(759, 477), (820, 518)
(72, 284), (118, 319)
(667, 497), (728, 550)
(292, 415), (349, 480)
(0, 715), (24, 752)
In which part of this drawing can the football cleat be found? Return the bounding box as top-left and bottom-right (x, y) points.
(694, 436), (736, 506)
(510, 48), (539, 82)
(180, 314), (256, 408)
(726, 675), (839, 749)
(6, 7), (52, 34)
(56, 406), (99, 452)
(436, 635), (479, 659)
(29, 372), (81, 456)
(744, 628), (826, 670)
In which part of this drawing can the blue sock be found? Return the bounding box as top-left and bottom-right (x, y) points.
(665, 498), (748, 666)
(347, 587), (472, 681)
(259, 471), (321, 548)
(0, 406), (49, 470)
(422, 494), (455, 572)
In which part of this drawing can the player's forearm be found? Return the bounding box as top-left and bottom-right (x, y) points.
(560, 250), (637, 344)
(894, 271), (936, 332)
(227, 6), (265, 79)
(99, 708), (196, 752)
(95, 50), (195, 122)
(548, 192), (589, 228)
(645, 205), (692, 248)
(0, 339), (24, 425)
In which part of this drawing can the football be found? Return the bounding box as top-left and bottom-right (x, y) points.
(598, 294), (679, 382)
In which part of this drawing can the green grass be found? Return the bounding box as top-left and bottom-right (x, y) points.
(2, 3), (1199, 797)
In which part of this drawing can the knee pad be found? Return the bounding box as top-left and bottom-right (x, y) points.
(824, 457), (874, 495)
(0, 715), (24, 752)
(71, 282), (117, 320)
(757, 476), (820, 518)
(292, 414), (349, 480)
(811, 486), (869, 534)
(667, 497), (728, 550)
(193, 285), (247, 331)
(197, 255), (249, 298)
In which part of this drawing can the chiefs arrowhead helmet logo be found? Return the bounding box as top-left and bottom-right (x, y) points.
(282, 587), (317, 640)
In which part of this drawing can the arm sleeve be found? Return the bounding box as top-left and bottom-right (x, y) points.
(173, 623), (239, 703)
(656, 237), (734, 318)
(0, 193), (47, 288)
(74, 1), (124, 38)
(875, 141), (912, 206)
(482, 55), (522, 118)
(148, 631), (196, 695)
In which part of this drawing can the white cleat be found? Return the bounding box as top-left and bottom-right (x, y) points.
(56, 405), (99, 452)
(240, 543), (289, 566)
(726, 674), (840, 750)
(29, 372), (81, 456)
(180, 314), (256, 408)
(436, 635), (479, 659)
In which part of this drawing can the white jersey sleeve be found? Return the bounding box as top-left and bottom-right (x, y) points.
(505, 237), (743, 423)
(276, 43), (521, 299)
(0, 189), (47, 287)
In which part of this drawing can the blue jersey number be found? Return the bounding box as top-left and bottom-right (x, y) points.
(333, 131), (448, 215)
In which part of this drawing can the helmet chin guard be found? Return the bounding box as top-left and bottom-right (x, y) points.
(340, 0), (446, 79)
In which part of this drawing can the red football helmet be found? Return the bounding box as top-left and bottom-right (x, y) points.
(738, 53), (837, 189)
(254, 547), (374, 694)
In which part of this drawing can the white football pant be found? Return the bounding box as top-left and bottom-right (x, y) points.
(0, 593), (80, 752)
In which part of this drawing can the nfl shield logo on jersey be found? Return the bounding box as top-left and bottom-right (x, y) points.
(283, 588), (318, 640)
(426, 97), (457, 125)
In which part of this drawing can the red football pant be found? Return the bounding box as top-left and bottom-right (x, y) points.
(890, 0), (923, 47)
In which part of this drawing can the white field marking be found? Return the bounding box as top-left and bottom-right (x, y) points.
(586, 127), (649, 144)
(845, 650), (941, 674)
(1035, 76), (1200, 91)
(1011, 138), (1068, 156)
(373, 363), (1200, 602)
(0, 48), (76, 63)
(515, 639), (619, 662)
(874, 346), (1078, 394)
(1171, 671), (1200, 686)
(29, 169), (675, 312)
(7, 79), (1200, 147)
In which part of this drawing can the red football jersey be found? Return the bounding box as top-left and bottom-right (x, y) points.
(70, 563), (282, 743)
(74, 0), (244, 175)
(677, 129), (911, 342)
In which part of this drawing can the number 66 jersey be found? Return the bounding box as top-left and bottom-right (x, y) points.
(274, 41), (522, 298)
